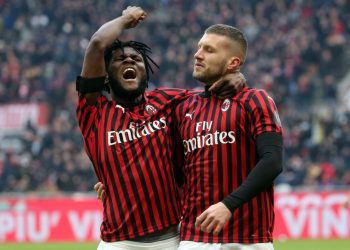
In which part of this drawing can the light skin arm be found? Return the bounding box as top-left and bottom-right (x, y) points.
(81, 6), (147, 105)
(195, 202), (231, 235)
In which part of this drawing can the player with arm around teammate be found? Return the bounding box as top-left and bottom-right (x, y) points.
(175, 24), (283, 250)
(78, 6), (246, 250)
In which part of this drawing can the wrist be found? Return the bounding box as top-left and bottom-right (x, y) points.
(118, 16), (130, 26)
(221, 199), (235, 213)
(119, 15), (135, 29)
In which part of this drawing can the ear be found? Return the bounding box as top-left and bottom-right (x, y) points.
(227, 57), (241, 72)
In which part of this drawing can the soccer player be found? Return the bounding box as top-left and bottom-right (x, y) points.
(77, 6), (245, 250)
(175, 24), (283, 250)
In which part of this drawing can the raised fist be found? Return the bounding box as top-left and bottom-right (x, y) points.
(122, 6), (147, 29)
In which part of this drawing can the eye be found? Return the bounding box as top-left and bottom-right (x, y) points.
(133, 56), (142, 62)
(206, 47), (214, 53)
(113, 56), (124, 61)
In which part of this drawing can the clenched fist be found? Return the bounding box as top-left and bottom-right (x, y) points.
(122, 6), (147, 29)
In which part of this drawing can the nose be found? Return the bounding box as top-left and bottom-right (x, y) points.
(124, 56), (136, 64)
(194, 49), (203, 60)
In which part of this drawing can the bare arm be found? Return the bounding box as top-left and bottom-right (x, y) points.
(80, 6), (147, 104)
(208, 72), (246, 99)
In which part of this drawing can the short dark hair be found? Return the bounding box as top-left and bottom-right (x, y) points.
(104, 40), (159, 82)
(205, 24), (247, 64)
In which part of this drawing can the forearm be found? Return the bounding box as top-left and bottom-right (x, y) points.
(78, 6), (146, 104)
(90, 16), (128, 51)
(79, 17), (129, 104)
(222, 132), (283, 212)
(81, 16), (128, 78)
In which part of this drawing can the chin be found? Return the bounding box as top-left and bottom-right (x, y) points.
(124, 86), (140, 92)
(193, 72), (201, 80)
(193, 74), (205, 82)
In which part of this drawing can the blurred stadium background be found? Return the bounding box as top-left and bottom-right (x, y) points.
(1, 0), (350, 249)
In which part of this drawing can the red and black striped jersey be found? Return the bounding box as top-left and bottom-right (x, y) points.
(175, 87), (283, 244)
(76, 88), (189, 242)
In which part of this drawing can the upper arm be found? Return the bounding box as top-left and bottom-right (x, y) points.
(80, 36), (107, 104)
(81, 36), (107, 78)
(76, 94), (107, 138)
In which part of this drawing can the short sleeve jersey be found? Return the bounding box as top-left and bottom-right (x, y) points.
(77, 88), (189, 242)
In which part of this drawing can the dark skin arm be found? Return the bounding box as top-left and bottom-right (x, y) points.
(94, 182), (106, 202)
(210, 72), (246, 98)
(81, 6), (245, 103)
(81, 6), (147, 105)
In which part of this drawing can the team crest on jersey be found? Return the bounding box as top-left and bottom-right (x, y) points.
(221, 99), (231, 112)
(145, 104), (157, 115)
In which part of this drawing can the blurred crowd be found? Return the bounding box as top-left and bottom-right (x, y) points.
(0, 0), (350, 192)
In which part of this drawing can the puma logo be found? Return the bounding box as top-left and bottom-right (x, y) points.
(185, 111), (195, 120)
(115, 104), (125, 113)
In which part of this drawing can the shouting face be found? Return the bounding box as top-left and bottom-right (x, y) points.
(107, 47), (147, 99)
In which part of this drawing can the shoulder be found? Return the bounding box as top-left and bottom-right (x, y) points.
(78, 93), (110, 107)
(146, 87), (195, 101)
(235, 87), (271, 103)
(152, 87), (186, 95)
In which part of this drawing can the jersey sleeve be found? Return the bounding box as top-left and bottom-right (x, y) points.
(245, 89), (283, 139)
(154, 87), (193, 102)
(76, 94), (109, 139)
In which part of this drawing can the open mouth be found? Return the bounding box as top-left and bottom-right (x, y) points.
(122, 68), (136, 80)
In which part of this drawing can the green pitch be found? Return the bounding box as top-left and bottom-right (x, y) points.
(274, 239), (350, 250)
(2, 239), (350, 250)
(1, 242), (98, 250)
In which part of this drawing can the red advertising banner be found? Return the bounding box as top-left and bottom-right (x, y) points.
(0, 103), (49, 132)
(274, 191), (350, 239)
(0, 197), (103, 242)
(0, 191), (349, 243)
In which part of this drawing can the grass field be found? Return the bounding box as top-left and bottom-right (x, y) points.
(2, 240), (350, 250)
(2, 242), (98, 250)
(274, 239), (350, 250)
